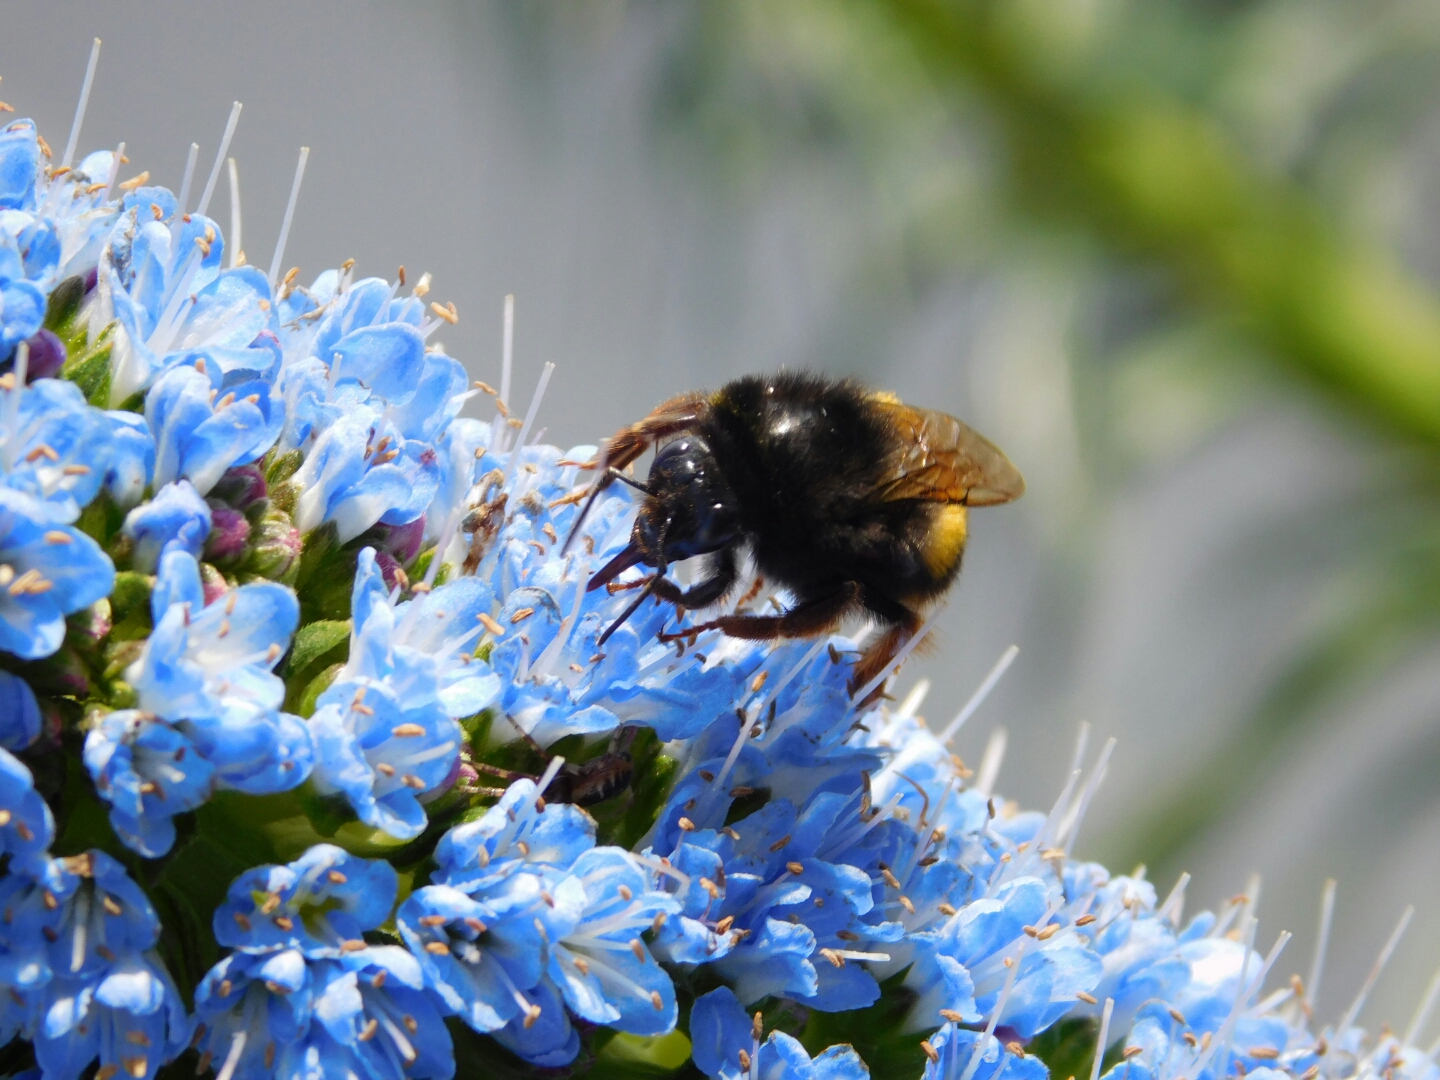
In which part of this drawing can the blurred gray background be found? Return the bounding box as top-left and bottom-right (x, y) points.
(6, 0), (1439, 1034)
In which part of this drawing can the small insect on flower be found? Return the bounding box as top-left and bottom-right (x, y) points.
(568, 372), (1025, 698)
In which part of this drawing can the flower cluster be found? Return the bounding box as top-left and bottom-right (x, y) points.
(1, 99), (1437, 1080)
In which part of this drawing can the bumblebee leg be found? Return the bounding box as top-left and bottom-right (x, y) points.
(470, 761), (534, 782)
(847, 594), (925, 704)
(649, 548), (740, 612)
(591, 391), (709, 474)
(661, 581), (860, 643)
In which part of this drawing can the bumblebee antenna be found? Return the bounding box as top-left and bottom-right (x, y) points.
(606, 467), (653, 495)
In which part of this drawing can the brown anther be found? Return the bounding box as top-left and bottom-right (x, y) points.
(102, 894), (123, 916)
(118, 171), (150, 191)
(341, 939), (368, 952)
(768, 834), (791, 852)
(218, 979), (233, 998)
(921, 1040), (940, 1064)
(391, 723), (426, 737)
(1007, 1042), (1027, 1057)
(402, 774), (426, 788)
(273, 915), (294, 931)
(1249, 1048), (1280, 1060)
(26, 443), (59, 462)
(1037, 923), (1059, 940)
(1123, 1047), (1144, 1059)
(1168, 1007), (1186, 1024)
(678, 817), (696, 832)
(376, 762), (395, 776)
(425, 941), (450, 955)
(430, 300), (458, 324)
(938, 902), (958, 916)
(573, 957), (590, 975)
(63, 464), (91, 475)
(819, 947), (845, 968)
(478, 612), (505, 636)
(738, 1050), (752, 1071)
(939, 1009), (965, 1022)
(259, 892), (281, 915)
(233, 913), (252, 931)
(786, 861), (804, 875)
(358, 1018), (379, 1042)
(729, 786), (754, 798)
(881, 868), (901, 889)
(1075, 913), (1097, 926)
(328, 870), (348, 884)
(1076, 991), (1098, 1004)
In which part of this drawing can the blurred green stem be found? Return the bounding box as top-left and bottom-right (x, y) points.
(878, 0), (1440, 443)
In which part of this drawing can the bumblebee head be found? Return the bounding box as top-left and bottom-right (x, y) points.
(634, 435), (740, 565)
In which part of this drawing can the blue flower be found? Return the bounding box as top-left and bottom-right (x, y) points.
(287, 405), (440, 541)
(193, 945), (455, 1080)
(691, 986), (870, 1080)
(121, 478), (210, 570)
(105, 211), (281, 403)
(919, 1026), (1047, 1080)
(0, 669), (41, 750)
(85, 548), (309, 855)
(0, 746), (52, 867)
(145, 362), (281, 497)
(81, 709), (216, 858)
(0, 487), (113, 660)
(0, 375), (147, 517)
(213, 843), (398, 956)
(307, 547), (496, 839)
(902, 876), (1102, 1038)
(0, 851), (191, 1080)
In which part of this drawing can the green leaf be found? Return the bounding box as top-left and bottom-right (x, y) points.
(1030, 1016), (1105, 1080)
(800, 968), (928, 1080)
(109, 571), (154, 641)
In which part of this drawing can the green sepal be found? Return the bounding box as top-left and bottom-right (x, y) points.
(291, 660), (344, 717)
(266, 447), (304, 488)
(44, 274), (86, 335)
(59, 322), (114, 407)
(108, 571), (154, 640)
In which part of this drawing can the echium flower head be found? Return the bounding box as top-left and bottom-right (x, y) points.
(0, 851), (191, 1080)
(83, 547), (310, 855)
(198, 845), (454, 1079)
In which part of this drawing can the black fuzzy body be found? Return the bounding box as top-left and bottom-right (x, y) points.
(695, 372), (957, 611)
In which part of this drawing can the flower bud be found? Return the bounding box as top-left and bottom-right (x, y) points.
(243, 507), (303, 582)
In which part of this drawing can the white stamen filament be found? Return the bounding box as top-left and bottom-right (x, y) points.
(1061, 737), (1116, 857)
(1308, 878), (1338, 1012)
(502, 361), (555, 488)
(959, 932), (1034, 1080)
(195, 102), (242, 218)
(1156, 872), (1191, 926)
(422, 507), (461, 589)
(939, 644), (1019, 745)
(1091, 998), (1115, 1080)
(226, 158), (242, 268)
(267, 147), (310, 289)
(1336, 904), (1414, 1033)
(533, 567), (587, 679)
(1183, 930), (1291, 1080)
(534, 756), (566, 801)
(1404, 966), (1440, 1048)
(147, 247), (202, 354)
(101, 141), (124, 202)
(896, 677), (931, 719)
(975, 726), (1008, 798)
(214, 1030), (248, 1080)
(493, 293), (514, 452)
(61, 38), (102, 170)
(176, 142), (200, 216)
(70, 884), (90, 973)
(835, 950), (891, 962)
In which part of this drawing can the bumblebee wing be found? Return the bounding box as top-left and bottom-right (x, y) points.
(868, 398), (1025, 506)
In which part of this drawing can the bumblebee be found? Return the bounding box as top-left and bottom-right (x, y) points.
(570, 372), (1024, 697)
